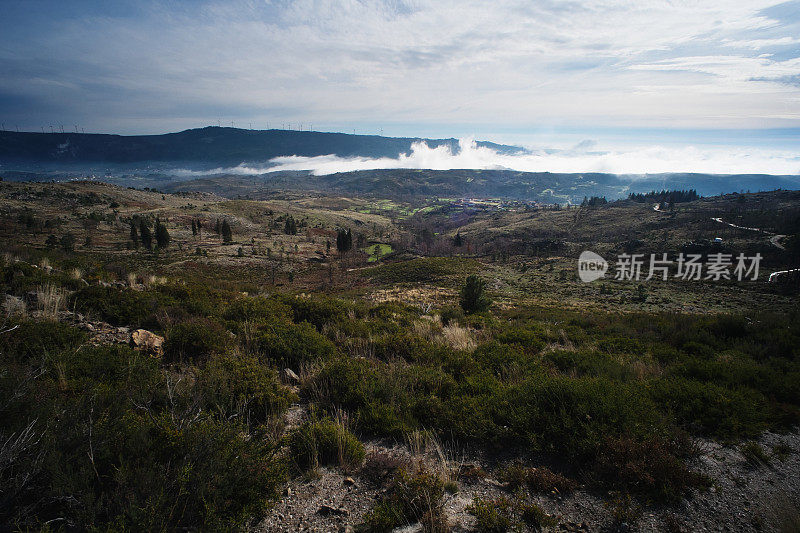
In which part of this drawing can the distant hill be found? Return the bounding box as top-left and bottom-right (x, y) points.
(0, 127), (522, 164)
(162, 169), (800, 204)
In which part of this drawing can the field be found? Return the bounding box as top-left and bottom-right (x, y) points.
(0, 180), (799, 531)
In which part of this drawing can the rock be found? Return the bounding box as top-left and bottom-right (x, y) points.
(130, 329), (164, 357)
(318, 504), (348, 516)
(343, 477), (356, 486)
(281, 368), (301, 385)
(340, 526), (355, 533)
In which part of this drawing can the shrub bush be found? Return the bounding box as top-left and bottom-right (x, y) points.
(252, 321), (336, 368)
(360, 468), (445, 532)
(163, 318), (229, 363)
(288, 417), (365, 471)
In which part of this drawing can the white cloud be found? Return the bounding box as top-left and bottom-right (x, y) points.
(1, 0), (799, 133)
(184, 139), (800, 176)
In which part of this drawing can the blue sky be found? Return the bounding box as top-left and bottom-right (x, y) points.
(1, 0), (800, 153)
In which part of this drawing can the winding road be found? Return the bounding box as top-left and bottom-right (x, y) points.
(711, 217), (796, 282)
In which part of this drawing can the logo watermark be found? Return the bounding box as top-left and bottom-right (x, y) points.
(578, 251), (761, 282)
(578, 251), (609, 282)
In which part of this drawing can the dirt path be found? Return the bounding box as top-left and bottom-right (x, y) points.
(711, 217), (787, 251)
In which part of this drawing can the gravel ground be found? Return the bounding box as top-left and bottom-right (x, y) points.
(255, 428), (800, 532)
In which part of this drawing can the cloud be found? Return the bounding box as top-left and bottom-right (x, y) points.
(0, 0), (799, 134)
(182, 139), (800, 177)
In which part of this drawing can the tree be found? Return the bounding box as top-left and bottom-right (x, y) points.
(336, 228), (352, 253)
(45, 234), (59, 249)
(129, 220), (139, 249)
(453, 233), (463, 247)
(221, 220), (233, 243)
(284, 216), (297, 235)
(139, 218), (153, 250)
(459, 275), (491, 314)
(155, 218), (171, 249)
(191, 219), (197, 236)
(60, 233), (76, 253)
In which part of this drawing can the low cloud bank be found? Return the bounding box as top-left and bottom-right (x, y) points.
(175, 138), (800, 177)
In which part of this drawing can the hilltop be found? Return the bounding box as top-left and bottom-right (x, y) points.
(0, 126), (522, 164)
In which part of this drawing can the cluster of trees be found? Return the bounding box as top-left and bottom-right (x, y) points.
(129, 217), (170, 251)
(580, 196), (608, 207)
(190, 218), (203, 236)
(336, 228), (353, 253)
(284, 216), (298, 235)
(213, 218), (233, 243)
(45, 233), (76, 252)
(628, 189), (699, 204)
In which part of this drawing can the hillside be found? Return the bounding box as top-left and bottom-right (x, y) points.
(0, 127), (522, 164)
(163, 169), (800, 204)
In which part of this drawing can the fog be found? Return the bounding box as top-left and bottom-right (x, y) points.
(173, 138), (800, 177)
(269, 139), (800, 176)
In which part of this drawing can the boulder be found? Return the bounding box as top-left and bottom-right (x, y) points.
(130, 329), (164, 357)
(281, 368), (301, 385)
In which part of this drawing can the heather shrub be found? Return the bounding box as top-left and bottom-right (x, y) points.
(163, 318), (229, 363)
(288, 417), (365, 471)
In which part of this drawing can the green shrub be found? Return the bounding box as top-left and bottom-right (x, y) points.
(163, 318), (229, 363)
(591, 435), (710, 502)
(440, 306), (464, 326)
(223, 296), (292, 323)
(277, 294), (351, 330)
(466, 495), (556, 532)
(0, 340), (285, 531)
(70, 285), (174, 327)
(365, 257), (478, 284)
(740, 441), (771, 466)
(0, 320), (86, 363)
(288, 417), (365, 471)
(360, 468), (445, 532)
(459, 275), (491, 314)
(197, 352), (295, 426)
(497, 461), (577, 494)
(649, 377), (768, 438)
(252, 321), (336, 368)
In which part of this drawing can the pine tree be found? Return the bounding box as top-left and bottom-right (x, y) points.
(191, 219), (197, 236)
(284, 216), (297, 235)
(155, 218), (170, 248)
(453, 233), (463, 247)
(129, 220), (139, 249)
(221, 220), (233, 243)
(459, 275), (492, 314)
(139, 218), (153, 250)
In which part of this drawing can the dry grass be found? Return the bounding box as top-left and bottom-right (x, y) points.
(2, 295), (27, 318)
(404, 429), (461, 486)
(70, 268), (83, 280)
(36, 284), (67, 319)
(441, 324), (476, 352)
(38, 257), (51, 270)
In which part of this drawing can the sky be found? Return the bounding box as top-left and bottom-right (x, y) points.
(1, 0), (800, 165)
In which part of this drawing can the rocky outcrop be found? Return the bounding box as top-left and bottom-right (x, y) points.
(130, 329), (164, 357)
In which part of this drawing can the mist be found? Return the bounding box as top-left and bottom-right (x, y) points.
(177, 139), (800, 177)
(269, 139), (800, 176)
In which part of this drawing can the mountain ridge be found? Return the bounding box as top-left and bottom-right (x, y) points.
(0, 126), (523, 164)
